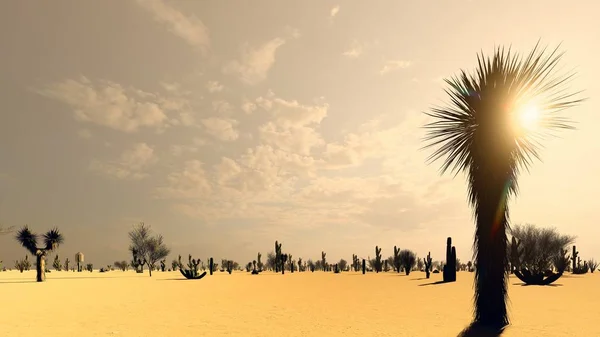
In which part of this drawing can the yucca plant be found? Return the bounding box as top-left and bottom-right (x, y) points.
(423, 42), (583, 331)
(15, 226), (64, 282)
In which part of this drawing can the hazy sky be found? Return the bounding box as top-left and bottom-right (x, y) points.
(1, 0), (598, 268)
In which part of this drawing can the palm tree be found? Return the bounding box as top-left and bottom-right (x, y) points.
(423, 43), (583, 331)
(15, 225), (64, 282)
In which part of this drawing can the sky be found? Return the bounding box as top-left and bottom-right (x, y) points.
(1, 0), (599, 269)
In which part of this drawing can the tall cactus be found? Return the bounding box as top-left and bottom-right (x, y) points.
(257, 252), (263, 272)
(275, 241), (282, 272)
(375, 246), (382, 273)
(362, 258), (366, 274)
(424, 252), (432, 279)
(321, 251), (327, 271)
(443, 237), (457, 282)
(393, 246), (401, 273)
(280, 253), (287, 274)
(209, 257), (214, 275)
(571, 245), (579, 273)
(509, 237), (522, 274)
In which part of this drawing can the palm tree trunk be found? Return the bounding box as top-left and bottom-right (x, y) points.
(36, 251), (46, 282)
(473, 177), (510, 329)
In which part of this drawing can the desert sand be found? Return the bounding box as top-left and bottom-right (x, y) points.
(0, 270), (598, 337)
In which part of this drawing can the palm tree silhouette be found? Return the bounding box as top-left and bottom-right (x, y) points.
(423, 42), (583, 331)
(15, 225), (64, 282)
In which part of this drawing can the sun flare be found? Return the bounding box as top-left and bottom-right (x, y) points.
(514, 102), (540, 131)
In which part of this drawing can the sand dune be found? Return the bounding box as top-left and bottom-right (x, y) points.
(1, 270), (598, 337)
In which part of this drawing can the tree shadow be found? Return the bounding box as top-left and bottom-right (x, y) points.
(457, 322), (505, 337)
(410, 277), (428, 281)
(419, 280), (449, 286)
(512, 282), (563, 287)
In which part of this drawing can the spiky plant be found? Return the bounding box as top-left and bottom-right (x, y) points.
(423, 42), (583, 330)
(15, 226), (64, 282)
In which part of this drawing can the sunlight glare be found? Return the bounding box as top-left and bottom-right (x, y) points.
(515, 102), (540, 131)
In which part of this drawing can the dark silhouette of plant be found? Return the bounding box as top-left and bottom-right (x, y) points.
(75, 252), (84, 272)
(128, 223), (170, 277)
(179, 254), (207, 279)
(297, 257), (303, 272)
(52, 254), (62, 271)
(15, 226), (64, 282)
(443, 237), (457, 282)
(14, 255), (30, 272)
(307, 259), (315, 272)
(392, 246), (401, 273)
(171, 259), (179, 271)
(423, 42), (583, 330)
(86, 263), (93, 272)
(588, 259), (598, 273)
(265, 251), (277, 271)
(399, 249), (416, 275)
(424, 252), (433, 278)
(257, 252), (263, 272)
(321, 251), (327, 272)
(352, 254), (360, 272)
(338, 258), (347, 271)
(374, 246), (382, 272)
(64, 257), (70, 272)
(114, 261), (128, 271)
(274, 241), (282, 272)
(510, 224), (575, 284)
(572, 255), (589, 274)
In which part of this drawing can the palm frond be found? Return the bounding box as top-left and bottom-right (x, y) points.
(423, 42), (584, 187)
(43, 228), (64, 251)
(15, 226), (39, 255)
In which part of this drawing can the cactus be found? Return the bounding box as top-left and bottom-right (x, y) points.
(86, 263), (93, 272)
(509, 237), (522, 273)
(443, 237), (457, 282)
(288, 254), (294, 273)
(321, 251), (327, 272)
(374, 246), (382, 273)
(226, 260), (232, 274)
(275, 241), (282, 272)
(64, 257), (70, 272)
(298, 257), (303, 272)
(179, 254), (207, 279)
(362, 258), (366, 274)
(257, 252), (263, 272)
(393, 246), (401, 273)
(571, 245), (579, 273)
(209, 257), (214, 275)
(424, 252), (432, 278)
(334, 263), (340, 273)
(280, 254), (287, 274)
(160, 259), (166, 272)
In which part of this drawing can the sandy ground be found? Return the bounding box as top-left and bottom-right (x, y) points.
(0, 269), (598, 337)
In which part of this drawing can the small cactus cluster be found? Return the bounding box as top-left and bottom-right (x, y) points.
(443, 237), (457, 282)
(352, 254), (360, 272)
(180, 254), (207, 279)
(86, 263), (93, 272)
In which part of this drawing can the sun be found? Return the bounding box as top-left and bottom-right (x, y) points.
(513, 102), (540, 131)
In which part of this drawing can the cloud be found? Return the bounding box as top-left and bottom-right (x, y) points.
(89, 142), (157, 180)
(380, 60), (412, 75)
(35, 76), (176, 133)
(200, 117), (239, 141)
(223, 38), (287, 85)
(330, 5), (340, 18)
(241, 100), (257, 114)
(206, 81), (224, 93)
(342, 40), (363, 58)
(77, 129), (92, 139)
(135, 0), (210, 53)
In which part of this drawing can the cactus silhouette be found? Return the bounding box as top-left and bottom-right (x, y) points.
(443, 237), (457, 282)
(393, 246), (401, 273)
(374, 246), (382, 273)
(424, 252), (432, 278)
(179, 254), (207, 280)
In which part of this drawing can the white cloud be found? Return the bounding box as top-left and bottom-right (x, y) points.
(36, 76), (173, 133)
(241, 100), (257, 114)
(206, 81), (224, 93)
(212, 100), (233, 115)
(223, 38), (287, 85)
(330, 5), (340, 17)
(380, 60), (412, 75)
(89, 142), (157, 180)
(200, 117), (239, 141)
(135, 0), (210, 53)
(342, 40), (363, 58)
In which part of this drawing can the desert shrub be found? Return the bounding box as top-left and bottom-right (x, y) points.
(86, 263), (93, 272)
(588, 259), (599, 273)
(399, 249), (416, 275)
(510, 224), (575, 273)
(338, 259), (347, 271)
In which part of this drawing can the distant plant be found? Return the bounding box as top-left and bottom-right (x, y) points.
(128, 223), (170, 277)
(257, 252), (263, 272)
(424, 252), (433, 278)
(75, 252), (84, 272)
(114, 261), (128, 271)
(321, 251), (327, 272)
(86, 263), (93, 272)
(179, 254), (207, 279)
(265, 251), (277, 271)
(297, 257), (303, 272)
(307, 259), (315, 272)
(399, 250), (416, 275)
(53, 254), (62, 271)
(338, 259), (347, 271)
(467, 261), (473, 272)
(393, 246), (401, 273)
(588, 259), (599, 273)
(15, 226), (64, 282)
(64, 257), (70, 272)
(274, 241), (282, 272)
(171, 259), (179, 271)
(374, 246), (382, 273)
(416, 256), (424, 271)
(572, 255), (589, 274)
(15, 255), (31, 272)
(160, 259), (166, 272)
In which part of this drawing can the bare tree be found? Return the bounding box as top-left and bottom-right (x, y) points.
(127, 223), (169, 277)
(510, 224), (575, 274)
